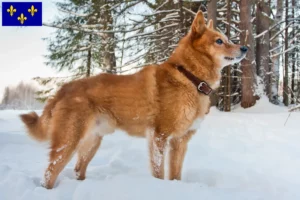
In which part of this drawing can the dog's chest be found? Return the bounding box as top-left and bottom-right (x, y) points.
(189, 117), (203, 130)
(187, 96), (210, 131)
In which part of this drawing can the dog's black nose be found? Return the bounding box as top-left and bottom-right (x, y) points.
(240, 46), (248, 53)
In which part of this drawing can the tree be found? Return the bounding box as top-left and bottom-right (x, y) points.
(1, 87), (10, 105)
(1, 82), (43, 110)
(256, 0), (271, 99)
(39, 0), (122, 100)
(270, 0), (283, 104)
(207, 0), (218, 107)
(44, 0), (101, 77)
(283, 0), (289, 106)
(207, 0), (217, 29)
(224, 0), (232, 112)
(291, 0), (296, 104)
(121, 0), (202, 69)
(92, 0), (117, 73)
(240, 0), (257, 108)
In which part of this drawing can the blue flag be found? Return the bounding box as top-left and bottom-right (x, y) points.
(2, 2), (42, 26)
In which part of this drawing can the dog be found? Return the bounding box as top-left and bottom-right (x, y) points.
(20, 11), (247, 189)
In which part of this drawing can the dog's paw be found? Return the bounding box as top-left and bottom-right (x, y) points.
(75, 170), (86, 181)
(40, 180), (54, 189)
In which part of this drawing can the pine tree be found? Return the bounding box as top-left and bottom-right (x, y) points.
(224, 0), (232, 112)
(1, 87), (10, 105)
(256, 0), (271, 99)
(38, 0), (122, 100)
(283, 0), (289, 106)
(207, 0), (218, 107)
(207, 0), (217, 29)
(1, 83), (43, 110)
(240, 0), (257, 108)
(121, 0), (201, 69)
(270, 0), (283, 104)
(44, 0), (107, 76)
(291, 0), (296, 104)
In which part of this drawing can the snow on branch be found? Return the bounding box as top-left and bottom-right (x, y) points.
(155, 0), (169, 11)
(128, 9), (179, 17)
(256, 18), (300, 39)
(221, 20), (242, 33)
(289, 105), (300, 112)
(117, 0), (144, 15)
(125, 23), (178, 40)
(182, 7), (196, 15)
(269, 23), (293, 41)
(44, 21), (159, 35)
(270, 46), (298, 58)
(43, 22), (100, 35)
(57, 8), (89, 17)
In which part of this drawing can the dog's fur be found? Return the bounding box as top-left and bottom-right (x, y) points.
(20, 11), (247, 189)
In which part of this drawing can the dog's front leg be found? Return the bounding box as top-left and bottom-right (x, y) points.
(168, 130), (195, 180)
(148, 131), (167, 179)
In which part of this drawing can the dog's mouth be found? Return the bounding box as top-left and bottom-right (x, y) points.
(225, 55), (245, 61)
(224, 57), (235, 61)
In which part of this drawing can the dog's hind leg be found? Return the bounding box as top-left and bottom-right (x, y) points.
(43, 134), (79, 189)
(42, 109), (93, 189)
(168, 130), (195, 180)
(74, 134), (102, 180)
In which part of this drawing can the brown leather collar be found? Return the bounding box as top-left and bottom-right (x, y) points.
(176, 65), (212, 95)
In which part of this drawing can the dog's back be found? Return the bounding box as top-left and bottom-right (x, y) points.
(21, 64), (159, 141)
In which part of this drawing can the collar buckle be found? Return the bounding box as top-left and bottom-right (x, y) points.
(197, 81), (211, 95)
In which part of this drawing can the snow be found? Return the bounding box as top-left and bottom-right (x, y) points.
(233, 96), (288, 113)
(0, 98), (300, 200)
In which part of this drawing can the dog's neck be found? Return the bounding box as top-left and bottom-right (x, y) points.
(167, 42), (221, 89)
(175, 65), (213, 95)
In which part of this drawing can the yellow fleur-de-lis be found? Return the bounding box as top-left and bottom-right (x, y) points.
(7, 5), (16, 16)
(18, 13), (27, 24)
(28, 5), (38, 16)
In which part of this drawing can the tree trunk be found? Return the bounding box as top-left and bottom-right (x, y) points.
(240, 0), (257, 108)
(178, 0), (184, 34)
(224, 0), (232, 112)
(291, 0), (296, 104)
(256, 0), (271, 98)
(86, 34), (92, 77)
(297, 76), (300, 103)
(103, 0), (117, 74)
(92, 0), (116, 74)
(207, 0), (217, 29)
(283, 0), (289, 106)
(207, 0), (218, 107)
(270, 0), (283, 104)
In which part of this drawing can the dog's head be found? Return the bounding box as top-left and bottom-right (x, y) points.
(189, 11), (247, 68)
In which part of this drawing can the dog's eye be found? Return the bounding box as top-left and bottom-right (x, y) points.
(216, 39), (223, 45)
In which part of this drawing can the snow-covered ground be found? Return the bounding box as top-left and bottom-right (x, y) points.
(0, 98), (299, 200)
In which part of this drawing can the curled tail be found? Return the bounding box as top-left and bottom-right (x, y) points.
(20, 112), (48, 142)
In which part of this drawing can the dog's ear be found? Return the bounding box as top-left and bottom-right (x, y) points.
(191, 11), (206, 36)
(207, 19), (214, 30)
